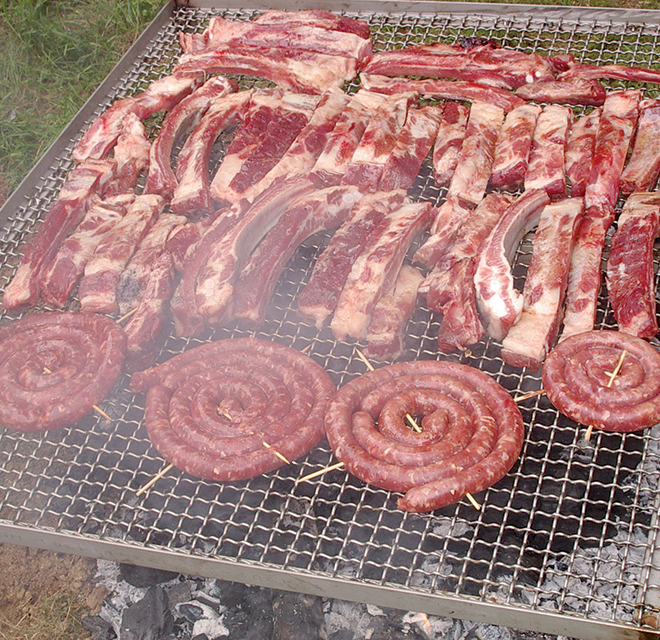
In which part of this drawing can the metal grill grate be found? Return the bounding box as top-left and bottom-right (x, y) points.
(2, 4), (660, 639)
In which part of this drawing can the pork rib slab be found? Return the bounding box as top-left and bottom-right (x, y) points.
(253, 9), (370, 39)
(432, 102), (469, 188)
(104, 114), (151, 197)
(514, 78), (606, 106)
(564, 108), (600, 198)
(620, 99), (660, 195)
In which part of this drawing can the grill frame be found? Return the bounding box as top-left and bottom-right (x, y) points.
(2, 3), (660, 639)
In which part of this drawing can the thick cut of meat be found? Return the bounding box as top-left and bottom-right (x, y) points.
(195, 176), (316, 327)
(564, 108), (600, 198)
(233, 185), (364, 326)
(361, 42), (556, 90)
(103, 114), (151, 197)
(446, 101), (504, 206)
(606, 192), (660, 340)
(166, 210), (223, 273)
(145, 76), (236, 199)
(72, 74), (201, 163)
(559, 62), (660, 85)
(171, 90), (252, 218)
(78, 194), (165, 314)
(310, 89), (388, 188)
(620, 99), (660, 195)
(524, 104), (573, 197)
(240, 88), (349, 202)
(254, 9), (370, 39)
(432, 102), (469, 188)
(341, 94), (411, 193)
(501, 198), (584, 370)
(297, 190), (407, 328)
(330, 200), (434, 341)
(364, 265), (424, 361)
(474, 189), (551, 342)
(360, 74), (525, 112)
(2, 159), (116, 311)
(514, 78), (606, 106)
(39, 194), (134, 309)
(490, 103), (541, 191)
(210, 91), (318, 207)
(379, 105), (442, 192)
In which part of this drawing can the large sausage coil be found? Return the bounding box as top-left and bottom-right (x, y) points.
(324, 360), (524, 513)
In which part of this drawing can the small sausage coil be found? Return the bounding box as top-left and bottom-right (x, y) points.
(542, 330), (660, 432)
(0, 312), (126, 432)
(130, 337), (336, 481)
(324, 360), (524, 513)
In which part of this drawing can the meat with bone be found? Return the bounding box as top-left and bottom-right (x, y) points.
(432, 102), (469, 188)
(620, 99), (660, 195)
(310, 89), (388, 188)
(360, 41), (556, 90)
(606, 192), (660, 340)
(240, 88), (349, 202)
(297, 190), (407, 328)
(422, 192), (514, 351)
(542, 330), (660, 433)
(330, 200), (434, 341)
(165, 209), (224, 273)
(379, 105), (442, 192)
(490, 103), (541, 191)
(560, 90), (640, 341)
(195, 176), (316, 328)
(72, 73), (201, 163)
(341, 93), (412, 193)
(0, 312), (126, 432)
(324, 359), (524, 512)
(232, 185), (364, 326)
(514, 77), (606, 106)
(364, 265), (425, 361)
(254, 9), (371, 39)
(78, 194), (165, 314)
(558, 62), (660, 85)
(130, 337), (336, 481)
(2, 158), (115, 311)
(360, 74), (525, 112)
(524, 105), (573, 197)
(171, 90), (252, 218)
(500, 198), (584, 371)
(103, 114), (151, 197)
(39, 194), (134, 309)
(210, 91), (318, 207)
(145, 76), (237, 199)
(474, 188), (551, 342)
(564, 108), (600, 198)
(446, 101), (504, 206)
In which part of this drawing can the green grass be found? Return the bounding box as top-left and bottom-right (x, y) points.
(0, 0), (163, 199)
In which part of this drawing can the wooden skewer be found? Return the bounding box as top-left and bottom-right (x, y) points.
(262, 440), (291, 465)
(136, 462), (174, 497)
(295, 461), (345, 484)
(514, 389), (546, 403)
(116, 307), (138, 324)
(585, 349), (628, 441)
(42, 365), (110, 420)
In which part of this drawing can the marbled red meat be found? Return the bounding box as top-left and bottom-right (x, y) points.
(564, 108), (600, 198)
(514, 77), (606, 106)
(620, 99), (660, 195)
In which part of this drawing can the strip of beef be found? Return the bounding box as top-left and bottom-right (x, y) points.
(145, 76), (236, 199)
(446, 101), (504, 206)
(501, 198), (584, 370)
(165, 210), (224, 273)
(171, 90), (252, 218)
(360, 74), (525, 112)
(490, 103), (541, 191)
(432, 102), (470, 188)
(78, 194), (165, 314)
(72, 73), (201, 163)
(474, 189), (551, 342)
(2, 159), (116, 311)
(253, 9), (371, 39)
(310, 89), (388, 188)
(560, 90), (641, 341)
(297, 190), (407, 328)
(564, 108), (600, 198)
(558, 62), (660, 85)
(361, 42), (556, 90)
(210, 91), (318, 207)
(364, 265), (424, 360)
(379, 105), (442, 191)
(514, 78), (606, 106)
(39, 194), (134, 309)
(606, 192), (660, 340)
(232, 185), (364, 325)
(524, 104), (573, 197)
(195, 176), (316, 327)
(330, 200), (434, 341)
(341, 94), (411, 193)
(620, 99), (660, 195)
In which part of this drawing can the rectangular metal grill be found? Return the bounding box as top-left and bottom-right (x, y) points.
(2, 2), (660, 638)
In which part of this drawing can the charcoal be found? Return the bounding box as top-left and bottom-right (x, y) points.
(272, 591), (325, 640)
(119, 563), (179, 588)
(120, 585), (173, 640)
(82, 614), (116, 640)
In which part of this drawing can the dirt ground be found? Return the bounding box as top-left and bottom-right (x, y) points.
(0, 542), (105, 640)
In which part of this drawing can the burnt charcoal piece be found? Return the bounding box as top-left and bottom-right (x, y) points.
(272, 591), (325, 640)
(120, 563), (179, 588)
(120, 585), (173, 640)
(82, 614), (116, 640)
